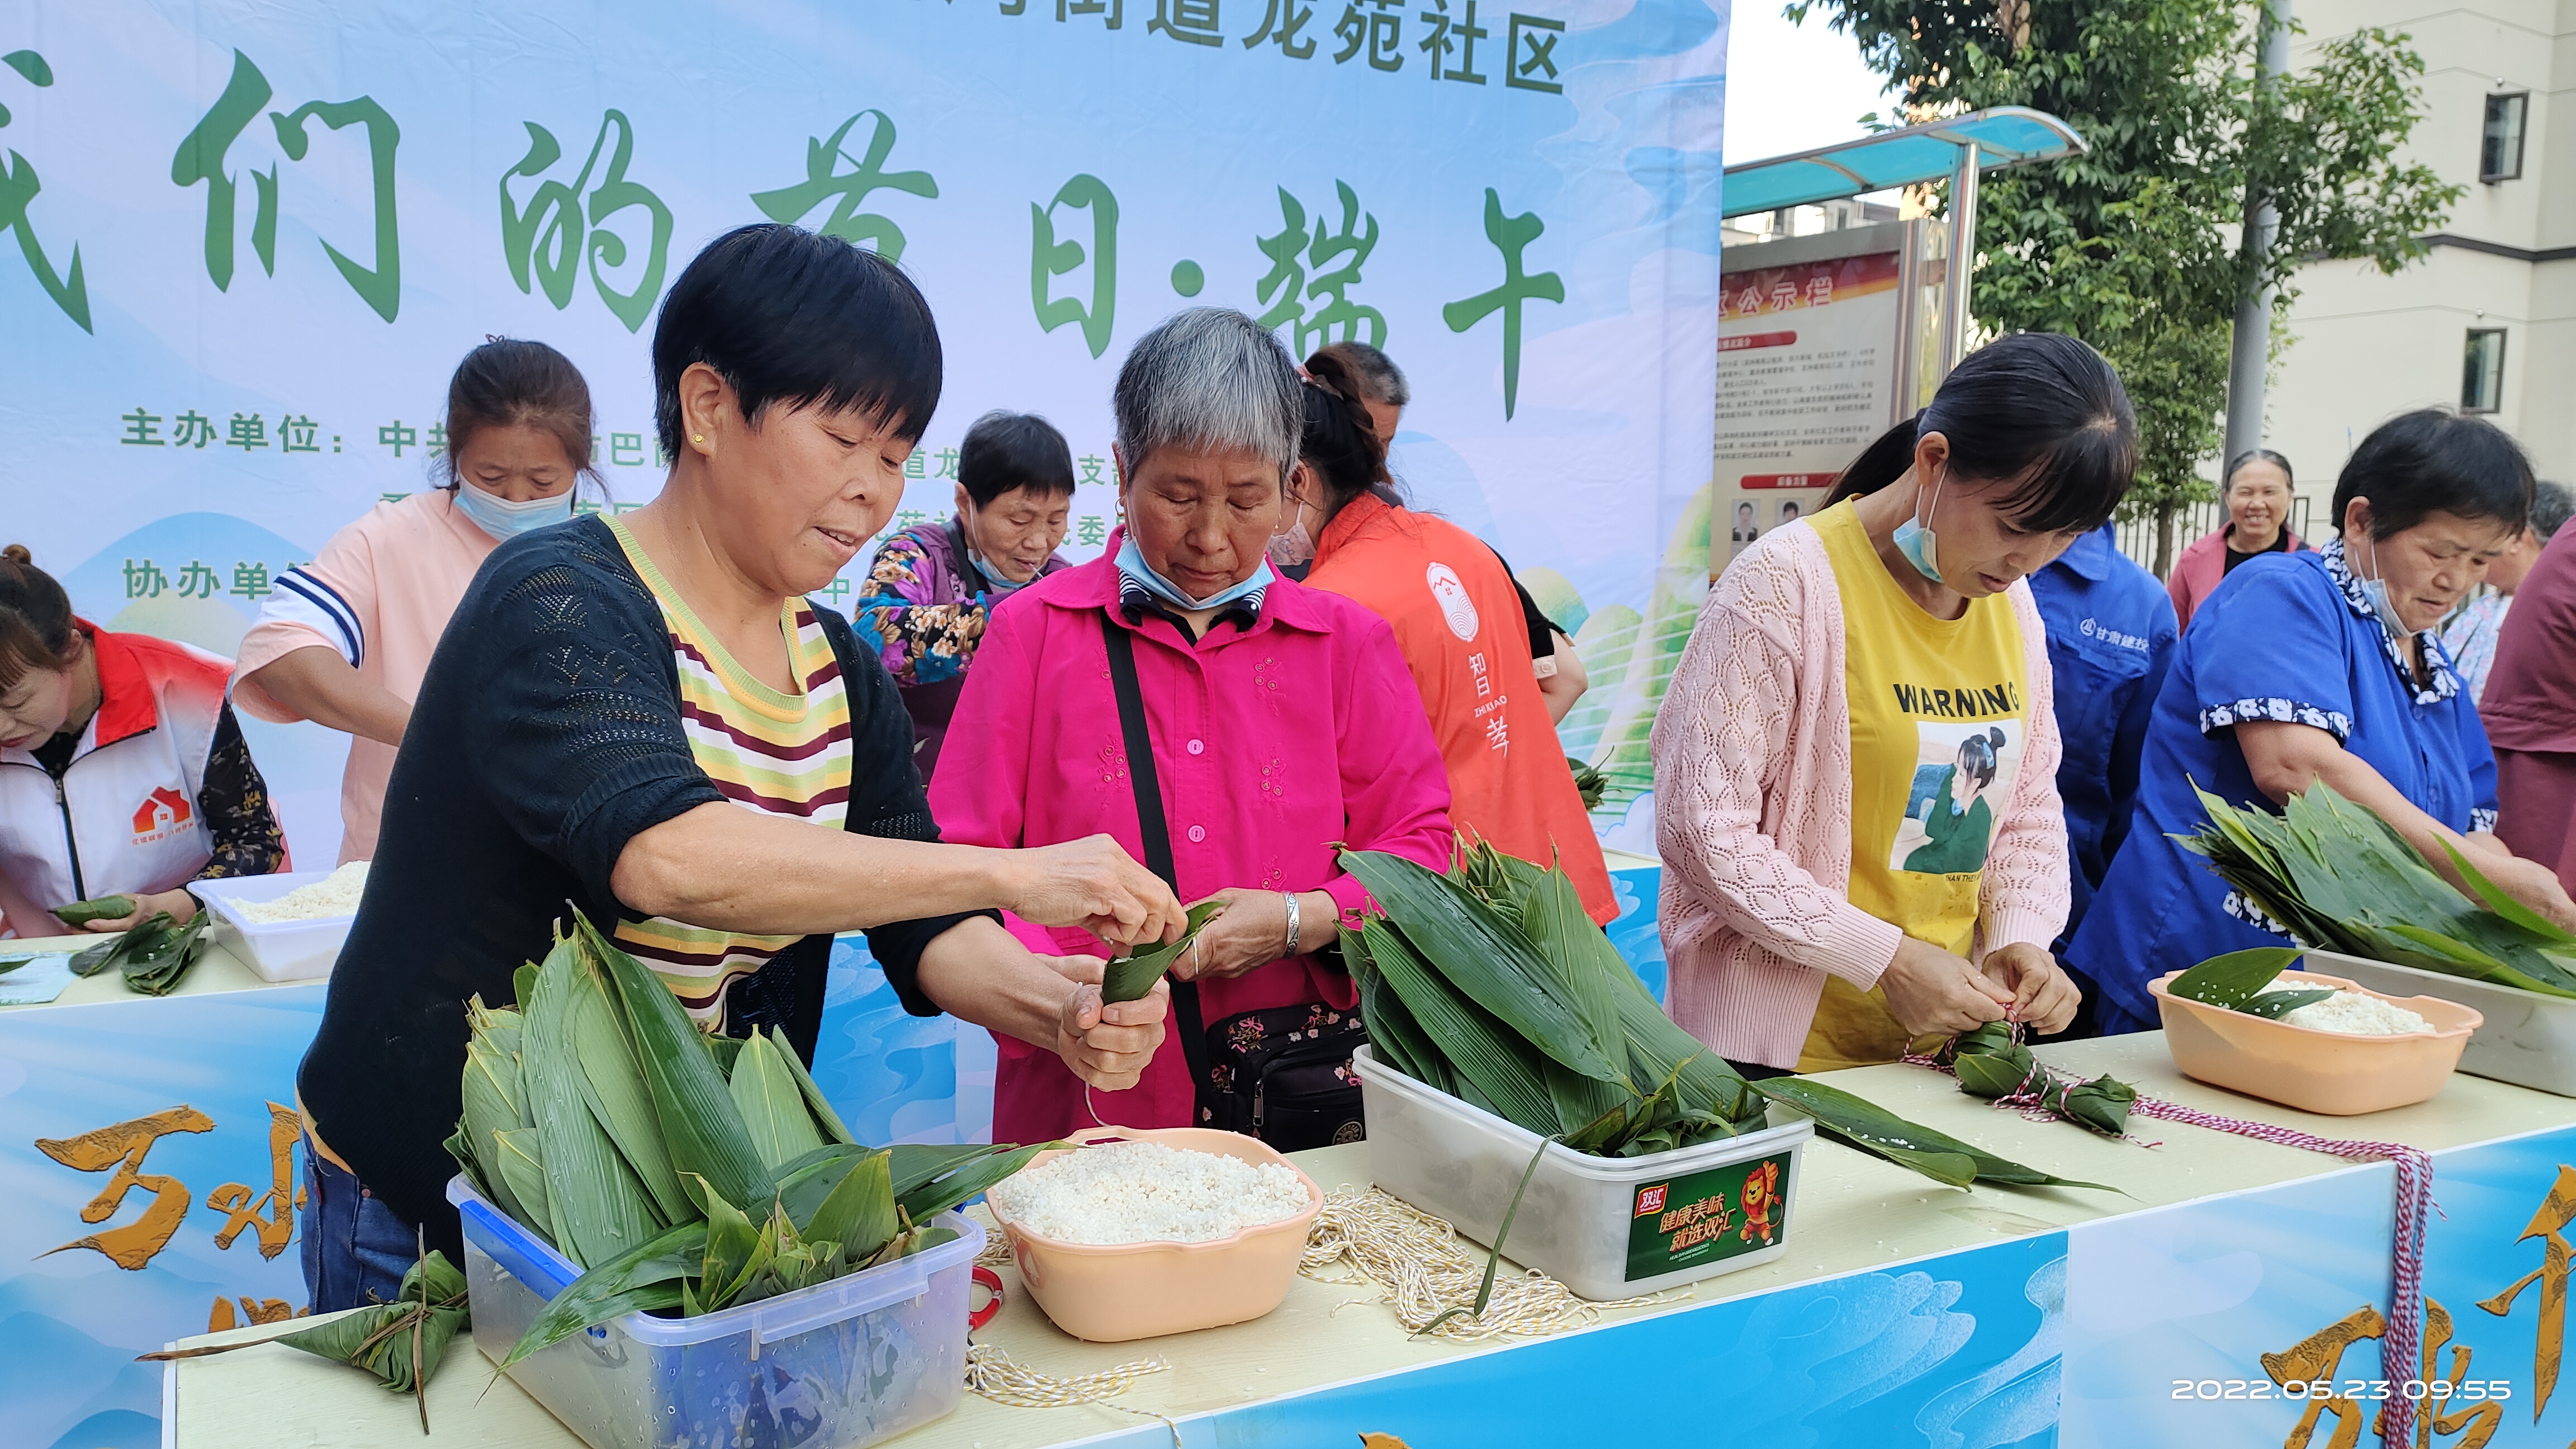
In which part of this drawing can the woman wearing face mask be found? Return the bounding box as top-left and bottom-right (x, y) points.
(0, 547), (287, 936)
(2072, 409), (2576, 1035)
(854, 410), (1074, 780)
(234, 338), (596, 863)
(1652, 332), (2125, 1076)
(2167, 449), (2303, 631)
(1287, 351), (1617, 925)
(293, 225), (1183, 1310)
(933, 309), (1453, 1146)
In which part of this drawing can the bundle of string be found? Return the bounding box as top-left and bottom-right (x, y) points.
(1907, 1025), (2434, 1447)
(1299, 1186), (1675, 1340)
(963, 1341), (1173, 1409)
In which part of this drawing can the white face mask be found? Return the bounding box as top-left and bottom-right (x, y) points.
(2357, 533), (2413, 638)
(454, 483), (574, 542)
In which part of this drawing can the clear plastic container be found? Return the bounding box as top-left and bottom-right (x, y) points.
(448, 1175), (978, 1449)
(1353, 1045), (1812, 1301)
(192, 869), (356, 981)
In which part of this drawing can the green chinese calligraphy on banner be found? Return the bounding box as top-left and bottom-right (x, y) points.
(3, 0), (1725, 897)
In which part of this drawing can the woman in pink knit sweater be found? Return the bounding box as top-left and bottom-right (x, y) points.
(1653, 333), (2137, 1073)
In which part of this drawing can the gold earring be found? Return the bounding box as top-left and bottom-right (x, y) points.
(692, 433), (705, 444)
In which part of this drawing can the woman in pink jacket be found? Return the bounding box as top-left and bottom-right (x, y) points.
(2166, 449), (2303, 631)
(933, 309), (1453, 1145)
(1654, 333), (2133, 1074)
(233, 339), (598, 863)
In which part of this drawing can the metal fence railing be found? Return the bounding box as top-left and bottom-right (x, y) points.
(2112, 494), (2317, 578)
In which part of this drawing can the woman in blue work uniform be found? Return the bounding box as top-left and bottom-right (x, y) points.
(2071, 410), (2576, 1034)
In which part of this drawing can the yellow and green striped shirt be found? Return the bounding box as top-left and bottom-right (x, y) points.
(605, 517), (854, 1028)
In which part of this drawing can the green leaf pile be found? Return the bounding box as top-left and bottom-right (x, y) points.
(68, 911), (209, 996)
(447, 915), (1056, 1368)
(1345, 841), (2103, 1189)
(2180, 781), (2576, 997)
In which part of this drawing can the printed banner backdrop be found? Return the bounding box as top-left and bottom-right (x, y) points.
(0, 0), (1731, 865)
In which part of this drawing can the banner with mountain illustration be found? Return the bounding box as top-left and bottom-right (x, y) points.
(0, 0), (1729, 862)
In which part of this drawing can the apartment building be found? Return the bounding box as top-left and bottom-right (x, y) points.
(2266, 0), (2573, 501)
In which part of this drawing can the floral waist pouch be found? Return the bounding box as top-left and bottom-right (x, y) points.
(1195, 999), (1368, 1152)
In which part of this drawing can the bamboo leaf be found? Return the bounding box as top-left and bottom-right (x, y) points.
(528, 938), (661, 1267)
(2167, 948), (2308, 1010)
(730, 1027), (828, 1172)
(771, 1031), (858, 1146)
(2441, 839), (2576, 946)
(491, 1128), (555, 1245)
(693, 1174), (761, 1308)
(569, 973), (691, 1227)
(1419, 1131), (1551, 1337)
(1754, 1078), (2113, 1191)
(53, 895), (138, 927)
(803, 1147), (899, 1262)
(499, 1220), (705, 1368)
(1341, 850), (1621, 1081)
(2240, 988), (2339, 1020)
(1360, 918), (1557, 1129)
(576, 917), (773, 1215)
(513, 962), (539, 1009)
(896, 1142), (1058, 1222)
(1101, 900), (1225, 1003)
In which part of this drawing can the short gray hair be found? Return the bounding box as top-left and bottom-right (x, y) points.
(1310, 340), (1410, 409)
(2535, 480), (2573, 541)
(1114, 308), (1302, 485)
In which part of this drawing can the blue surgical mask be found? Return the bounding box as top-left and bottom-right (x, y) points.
(969, 550), (1031, 599)
(1891, 468), (1948, 583)
(2358, 534), (2413, 638)
(454, 484), (574, 542)
(1116, 534), (1274, 613)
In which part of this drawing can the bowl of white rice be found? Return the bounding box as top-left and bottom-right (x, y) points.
(983, 1126), (1323, 1342)
(2149, 967), (2482, 1116)
(192, 862), (370, 983)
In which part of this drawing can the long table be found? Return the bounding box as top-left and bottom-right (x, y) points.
(163, 1034), (2576, 1447)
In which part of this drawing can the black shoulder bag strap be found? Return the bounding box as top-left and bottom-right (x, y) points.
(1099, 615), (1217, 1121)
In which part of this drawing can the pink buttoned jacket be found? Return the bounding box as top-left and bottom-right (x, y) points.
(930, 548), (1454, 1141)
(1649, 524), (2071, 1069)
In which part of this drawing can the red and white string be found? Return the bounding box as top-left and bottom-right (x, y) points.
(1907, 1037), (2431, 1447)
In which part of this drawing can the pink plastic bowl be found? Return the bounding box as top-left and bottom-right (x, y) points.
(984, 1126), (1324, 1343)
(2149, 968), (2482, 1115)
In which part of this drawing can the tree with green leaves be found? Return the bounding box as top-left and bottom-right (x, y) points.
(1786, 0), (2459, 574)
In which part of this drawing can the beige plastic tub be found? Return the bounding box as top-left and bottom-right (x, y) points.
(984, 1126), (1323, 1343)
(2149, 968), (2482, 1115)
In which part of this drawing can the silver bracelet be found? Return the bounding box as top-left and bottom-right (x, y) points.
(1282, 891), (1301, 960)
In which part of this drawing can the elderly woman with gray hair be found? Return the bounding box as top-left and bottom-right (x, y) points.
(932, 309), (1454, 1147)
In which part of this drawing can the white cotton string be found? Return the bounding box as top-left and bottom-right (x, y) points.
(1298, 1186), (1683, 1341)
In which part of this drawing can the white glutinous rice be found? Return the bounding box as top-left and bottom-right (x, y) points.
(987, 1142), (1310, 1246)
(237, 861), (371, 924)
(2265, 974), (2431, 1036)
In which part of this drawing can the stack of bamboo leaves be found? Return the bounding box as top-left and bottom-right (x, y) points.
(2183, 781), (2576, 997)
(1341, 844), (2104, 1190)
(449, 917), (1049, 1369)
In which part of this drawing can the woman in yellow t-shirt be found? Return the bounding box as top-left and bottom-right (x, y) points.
(1653, 333), (2135, 1076)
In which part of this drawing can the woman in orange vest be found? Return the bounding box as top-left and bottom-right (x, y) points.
(1287, 351), (1618, 924)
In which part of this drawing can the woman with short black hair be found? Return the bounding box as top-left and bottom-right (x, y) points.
(294, 224), (1184, 1310)
(2073, 408), (2576, 1034)
(1654, 331), (2129, 1076)
(856, 410), (1078, 778)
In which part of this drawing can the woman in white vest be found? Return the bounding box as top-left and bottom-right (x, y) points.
(0, 545), (288, 935)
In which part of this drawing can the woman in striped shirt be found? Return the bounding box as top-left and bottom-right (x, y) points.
(294, 224), (1186, 1311)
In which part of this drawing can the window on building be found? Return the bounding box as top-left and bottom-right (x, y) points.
(2482, 93), (2528, 182)
(2463, 329), (2508, 413)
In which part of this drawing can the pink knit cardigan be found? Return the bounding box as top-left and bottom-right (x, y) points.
(1649, 522), (2073, 1068)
